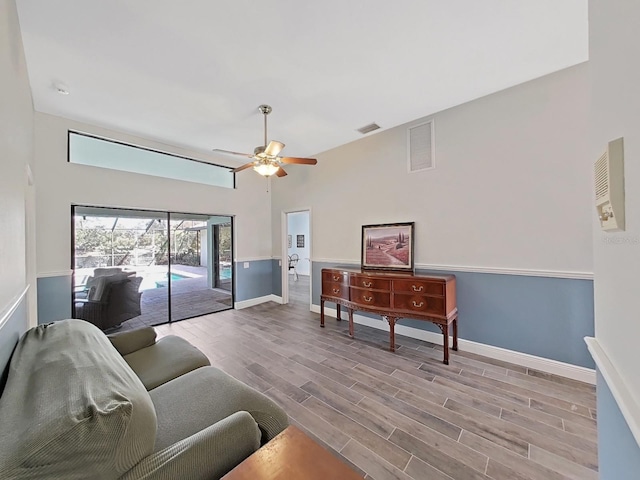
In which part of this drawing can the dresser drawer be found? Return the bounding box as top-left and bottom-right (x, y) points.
(322, 282), (349, 300)
(350, 275), (391, 290)
(351, 288), (390, 308)
(394, 294), (445, 316)
(322, 270), (349, 285)
(393, 279), (444, 296)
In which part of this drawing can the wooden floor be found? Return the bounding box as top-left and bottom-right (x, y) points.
(156, 276), (597, 480)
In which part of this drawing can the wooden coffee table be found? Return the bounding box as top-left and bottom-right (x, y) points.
(222, 426), (364, 479)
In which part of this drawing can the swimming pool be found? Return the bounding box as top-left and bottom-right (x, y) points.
(137, 267), (230, 291)
(220, 266), (232, 280)
(153, 272), (188, 288)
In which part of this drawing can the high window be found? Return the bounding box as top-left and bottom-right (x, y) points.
(68, 131), (234, 188)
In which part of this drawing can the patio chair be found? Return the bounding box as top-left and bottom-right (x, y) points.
(75, 274), (143, 331)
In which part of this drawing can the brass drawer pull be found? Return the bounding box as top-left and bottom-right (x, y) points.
(412, 300), (425, 308)
(332, 288), (340, 294)
(412, 285), (424, 292)
(363, 281), (372, 287)
(333, 275), (341, 281)
(363, 295), (373, 302)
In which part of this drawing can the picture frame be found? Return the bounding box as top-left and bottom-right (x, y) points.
(296, 234), (305, 248)
(288, 234), (292, 248)
(361, 222), (414, 272)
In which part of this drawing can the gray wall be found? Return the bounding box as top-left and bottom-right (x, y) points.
(589, 0), (640, 470)
(272, 259), (282, 297)
(0, 0), (35, 370)
(597, 371), (640, 479)
(313, 262), (594, 368)
(33, 112), (273, 277)
(272, 64), (592, 275)
(36, 276), (72, 325)
(273, 63), (593, 373)
(37, 259), (278, 321)
(234, 260), (275, 302)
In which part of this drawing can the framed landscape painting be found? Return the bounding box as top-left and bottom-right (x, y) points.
(361, 222), (414, 272)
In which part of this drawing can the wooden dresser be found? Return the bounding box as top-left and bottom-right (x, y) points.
(320, 268), (458, 364)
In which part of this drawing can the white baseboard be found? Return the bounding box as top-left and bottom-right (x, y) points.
(235, 294), (283, 309)
(585, 337), (640, 447)
(311, 304), (595, 385)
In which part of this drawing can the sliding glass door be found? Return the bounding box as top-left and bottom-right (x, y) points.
(169, 214), (234, 322)
(72, 206), (233, 331)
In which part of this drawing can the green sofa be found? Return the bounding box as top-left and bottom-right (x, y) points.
(0, 320), (288, 479)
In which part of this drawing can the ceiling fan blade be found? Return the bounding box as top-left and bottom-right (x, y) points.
(279, 157), (318, 165)
(232, 162), (257, 173)
(275, 166), (288, 177)
(212, 149), (253, 158)
(264, 140), (285, 157)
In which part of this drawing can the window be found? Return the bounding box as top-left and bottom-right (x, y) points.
(68, 131), (234, 188)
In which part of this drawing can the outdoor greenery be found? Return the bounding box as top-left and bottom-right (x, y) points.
(74, 216), (231, 268)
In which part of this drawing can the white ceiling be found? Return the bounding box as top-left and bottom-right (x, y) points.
(16, 1), (587, 162)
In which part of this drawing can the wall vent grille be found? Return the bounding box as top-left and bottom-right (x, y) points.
(594, 151), (609, 201)
(357, 123), (381, 134)
(408, 120), (434, 172)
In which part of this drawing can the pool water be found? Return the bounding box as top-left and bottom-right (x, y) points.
(220, 266), (232, 280)
(140, 268), (231, 290)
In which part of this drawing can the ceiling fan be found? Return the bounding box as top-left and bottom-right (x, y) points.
(213, 104), (317, 177)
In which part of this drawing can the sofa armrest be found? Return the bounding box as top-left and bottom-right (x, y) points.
(120, 411), (261, 480)
(108, 327), (157, 356)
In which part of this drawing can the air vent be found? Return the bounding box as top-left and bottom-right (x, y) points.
(357, 123), (381, 134)
(408, 120), (434, 172)
(594, 151), (609, 201)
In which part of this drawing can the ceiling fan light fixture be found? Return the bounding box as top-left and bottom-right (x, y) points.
(253, 162), (280, 177)
(215, 104), (315, 178)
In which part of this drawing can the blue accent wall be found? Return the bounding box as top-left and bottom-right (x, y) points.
(1, 293), (29, 388)
(38, 262), (278, 320)
(597, 370), (640, 479)
(37, 275), (72, 325)
(313, 262), (594, 368)
(234, 260), (275, 302)
(272, 259), (282, 297)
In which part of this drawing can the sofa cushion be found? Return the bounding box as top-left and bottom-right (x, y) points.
(0, 319), (157, 479)
(149, 366), (288, 450)
(123, 335), (210, 390)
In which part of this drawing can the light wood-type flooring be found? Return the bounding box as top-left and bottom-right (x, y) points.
(156, 275), (597, 480)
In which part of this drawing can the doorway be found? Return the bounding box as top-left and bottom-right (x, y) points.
(282, 210), (311, 308)
(71, 206), (234, 331)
